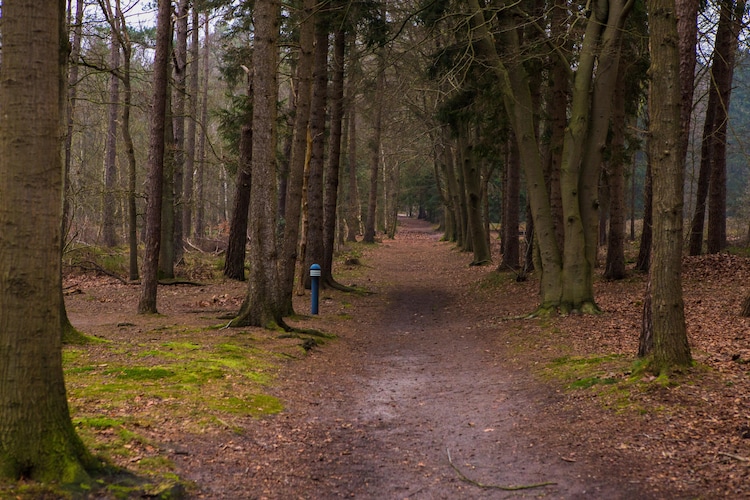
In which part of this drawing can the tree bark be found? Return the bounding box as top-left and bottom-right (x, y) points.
(707, 0), (745, 254)
(231, 0), (283, 328)
(604, 59), (628, 280)
(224, 67), (253, 282)
(323, 25), (346, 284)
(0, 0), (95, 482)
(305, 21), (329, 283)
(172, 0), (189, 263)
(194, 15), (210, 243)
(102, 27), (120, 247)
(460, 134), (491, 265)
(643, 0), (692, 371)
(501, 134), (520, 270)
(183, 5), (200, 241)
(345, 36), (361, 242)
(159, 87), (176, 279)
(636, 159), (653, 272)
(223, 121), (252, 281)
(363, 49), (385, 244)
(138, 0), (171, 314)
(279, 0), (315, 314)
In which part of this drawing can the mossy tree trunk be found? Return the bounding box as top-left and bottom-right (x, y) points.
(0, 0), (96, 482)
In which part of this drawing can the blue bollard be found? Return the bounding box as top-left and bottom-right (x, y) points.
(310, 264), (321, 315)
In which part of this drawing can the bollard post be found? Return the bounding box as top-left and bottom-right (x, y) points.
(310, 264), (321, 315)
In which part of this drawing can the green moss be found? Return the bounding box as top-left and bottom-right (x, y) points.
(109, 367), (176, 381)
(209, 394), (283, 416)
(75, 416), (124, 430)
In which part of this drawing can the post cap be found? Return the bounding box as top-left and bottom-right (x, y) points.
(310, 263), (321, 277)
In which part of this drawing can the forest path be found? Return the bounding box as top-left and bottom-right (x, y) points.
(182, 217), (654, 499)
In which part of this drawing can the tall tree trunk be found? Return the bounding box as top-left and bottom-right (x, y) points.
(194, 14), (209, 243)
(363, 49), (385, 244)
(501, 134), (520, 270)
(119, 8), (139, 281)
(642, 0), (692, 371)
(708, 0), (745, 254)
(467, 0), (563, 310)
(345, 37), (361, 242)
(688, 0), (734, 255)
(279, 0), (315, 314)
(223, 120), (252, 281)
(604, 60), (628, 280)
(159, 87), (176, 279)
(184, 6), (200, 240)
(101, 0), (138, 280)
(542, 0), (568, 252)
(462, 137), (491, 265)
(102, 30), (120, 247)
(304, 21), (329, 284)
(636, 159), (653, 272)
(231, 0), (284, 328)
(138, 0), (171, 314)
(0, 0), (95, 482)
(224, 69), (253, 281)
(562, 0), (632, 312)
(323, 25), (346, 285)
(64, 0), (84, 239)
(172, 0), (189, 263)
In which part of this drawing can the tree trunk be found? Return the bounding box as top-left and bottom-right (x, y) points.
(172, 0), (189, 263)
(64, 0), (84, 239)
(230, 0), (283, 328)
(643, 0), (692, 371)
(101, 0), (138, 280)
(636, 158), (653, 272)
(137, 0), (171, 314)
(184, 6), (200, 241)
(0, 0), (95, 482)
(542, 0), (568, 253)
(118, 9), (139, 281)
(604, 60), (628, 280)
(708, 0), (745, 254)
(467, 0), (563, 310)
(304, 21), (329, 283)
(279, 0), (315, 314)
(363, 49), (385, 244)
(102, 29), (120, 247)
(501, 133), (520, 270)
(462, 138), (491, 265)
(345, 37), (361, 242)
(159, 87), (176, 279)
(223, 121), (252, 281)
(323, 25), (346, 284)
(194, 15), (210, 243)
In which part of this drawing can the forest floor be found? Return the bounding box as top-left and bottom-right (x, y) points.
(5, 216), (750, 499)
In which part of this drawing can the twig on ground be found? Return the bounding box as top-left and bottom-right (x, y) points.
(718, 452), (750, 462)
(447, 448), (557, 491)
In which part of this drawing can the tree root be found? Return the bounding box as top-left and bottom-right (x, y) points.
(447, 449), (556, 491)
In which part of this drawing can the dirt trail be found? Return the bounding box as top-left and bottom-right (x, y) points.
(179, 218), (656, 499)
